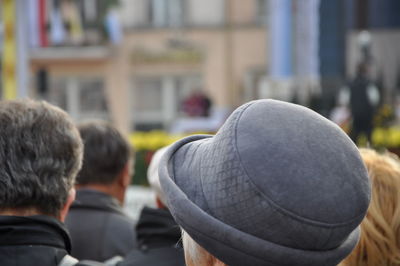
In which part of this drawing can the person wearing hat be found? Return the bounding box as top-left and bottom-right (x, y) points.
(159, 99), (371, 266)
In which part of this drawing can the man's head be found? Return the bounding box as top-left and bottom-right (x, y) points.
(0, 99), (83, 219)
(159, 99), (371, 266)
(76, 121), (132, 203)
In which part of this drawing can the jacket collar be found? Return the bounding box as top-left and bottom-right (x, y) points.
(136, 207), (181, 248)
(0, 215), (71, 252)
(71, 188), (124, 215)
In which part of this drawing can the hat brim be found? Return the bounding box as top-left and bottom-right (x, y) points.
(159, 135), (360, 266)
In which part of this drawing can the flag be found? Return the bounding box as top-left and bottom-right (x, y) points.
(2, 0), (17, 99)
(27, 0), (40, 48)
(50, 6), (66, 45)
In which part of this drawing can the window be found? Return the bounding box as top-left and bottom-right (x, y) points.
(131, 74), (202, 130)
(256, 0), (269, 25)
(50, 77), (69, 111)
(148, 0), (185, 27)
(186, 0), (224, 26)
(49, 76), (109, 121)
(79, 79), (109, 114)
(134, 78), (163, 113)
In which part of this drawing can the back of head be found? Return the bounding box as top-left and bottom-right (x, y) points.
(341, 148), (400, 266)
(0, 99), (83, 217)
(147, 146), (168, 206)
(76, 121), (131, 186)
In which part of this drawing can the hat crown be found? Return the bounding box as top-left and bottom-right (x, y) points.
(162, 99), (371, 265)
(194, 100), (370, 250)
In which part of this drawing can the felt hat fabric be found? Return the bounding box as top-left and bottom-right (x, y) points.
(159, 99), (371, 266)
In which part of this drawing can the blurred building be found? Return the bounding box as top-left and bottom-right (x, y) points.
(1, 0), (399, 133)
(27, 0), (269, 133)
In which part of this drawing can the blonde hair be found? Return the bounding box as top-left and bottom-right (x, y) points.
(341, 148), (400, 266)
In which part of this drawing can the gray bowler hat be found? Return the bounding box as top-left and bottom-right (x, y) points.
(159, 99), (371, 266)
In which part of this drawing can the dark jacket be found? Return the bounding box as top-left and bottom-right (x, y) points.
(118, 207), (185, 266)
(0, 215), (103, 266)
(350, 74), (375, 121)
(65, 189), (137, 261)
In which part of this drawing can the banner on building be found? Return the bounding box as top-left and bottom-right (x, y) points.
(2, 0), (17, 100)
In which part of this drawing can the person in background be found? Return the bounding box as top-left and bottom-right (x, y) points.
(65, 121), (136, 262)
(0, 99), (102, 266)
(119, 146), (185, 266)
(159, 99), (371, 266)
(340, 148), (400, 266)
(182, 90), (212, 117)
(349, 62), (380, 143)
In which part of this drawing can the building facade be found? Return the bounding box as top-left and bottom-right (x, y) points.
(3, 0), (399, 134)
(29, 0), (269, 133)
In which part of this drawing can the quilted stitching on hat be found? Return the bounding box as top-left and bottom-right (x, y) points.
(200, 103), (272, 235)
(198, 102), (359, 250)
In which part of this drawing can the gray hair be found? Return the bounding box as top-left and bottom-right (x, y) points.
(0, 99), (83, 217)
(182, 229), (206, 265)
(182, 230), (226, 266)
(76, 121), (132, 185)
(147, 146), (168, 204)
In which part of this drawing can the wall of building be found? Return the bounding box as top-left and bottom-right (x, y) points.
(118, 26), (266, 130)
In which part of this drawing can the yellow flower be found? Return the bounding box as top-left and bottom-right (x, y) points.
(372, 127), (400, 148)
(129, 130), (214, 151)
